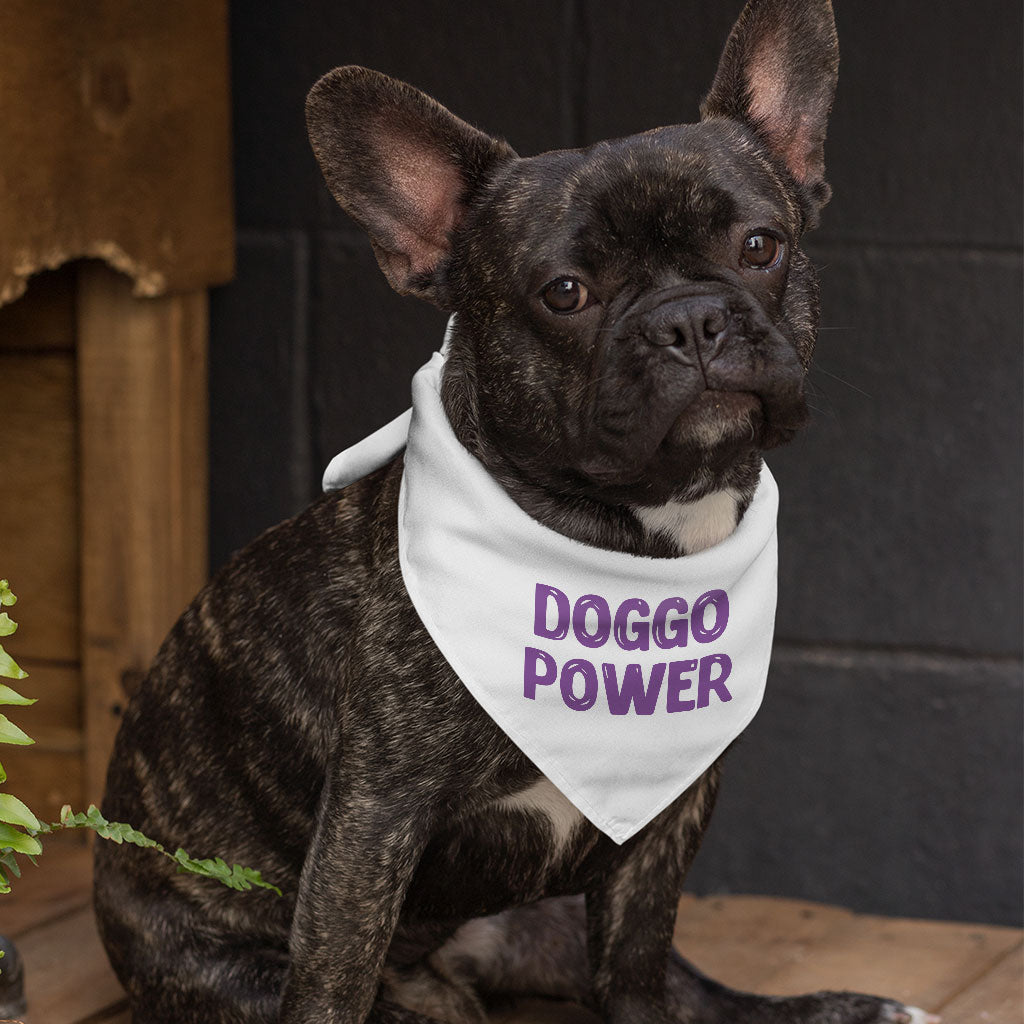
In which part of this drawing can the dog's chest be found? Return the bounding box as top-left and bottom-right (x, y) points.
(495, 777), (585, 856)
(404, 774), (598, 922)
(634, 489), (740, 554)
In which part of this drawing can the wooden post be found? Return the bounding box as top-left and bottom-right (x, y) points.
(0, 0), (230, 827)
(77, 263), (208, 803)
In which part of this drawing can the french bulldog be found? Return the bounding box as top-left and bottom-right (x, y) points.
(94, 1), (940, 1022)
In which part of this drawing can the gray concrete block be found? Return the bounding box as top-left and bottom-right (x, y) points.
(209, 232), (314, 569)
(686, 646), (1024, 926)
(582, 2), (739, 141)
(229, 0), (572, 230)
(228, 2), (323, 229)
(822, 0), (1022, 247)
(582, 0), (1022, 247)
(771, 246), (1022, 655)
(311, 235), (448, 474)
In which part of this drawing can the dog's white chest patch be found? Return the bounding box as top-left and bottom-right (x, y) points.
(496, 778), (583, 853)
(634, 490), (740, 554)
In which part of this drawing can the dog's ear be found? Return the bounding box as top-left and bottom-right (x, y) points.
(306, 67), (516, 304)
(701, 0), (839, 223)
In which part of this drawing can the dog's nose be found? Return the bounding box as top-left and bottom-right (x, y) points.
(643, 296), (731, 363)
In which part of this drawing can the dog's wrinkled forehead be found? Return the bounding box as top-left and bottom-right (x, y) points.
(479, 121), (800, 279)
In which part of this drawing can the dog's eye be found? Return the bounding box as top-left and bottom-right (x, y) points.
(541, 278), (591, 314)
(740, 232), (783, 269)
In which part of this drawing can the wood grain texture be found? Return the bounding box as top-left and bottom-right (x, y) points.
(750, 907), (1020, 1013)
(0, 280), (88, 833)
(2, 837), (91, 938)
(936, 942), (1024, 1022)
(12, 663), (82, 733)
(673, 893), (857, 991)
(3, 850), (1022, 1024)
(0, 352), (80, 663)
(77, 263), (209, 806)
(0, 268), (76, 351)
(16, 906), (126, 1024)
(0, 3), (234, 307)
(674, 893), (1023, 1013)
(0, 662), (85, 829)
(0, 748), (84, 826)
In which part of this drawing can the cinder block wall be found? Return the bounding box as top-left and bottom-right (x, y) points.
(210, 1), (1023, 925)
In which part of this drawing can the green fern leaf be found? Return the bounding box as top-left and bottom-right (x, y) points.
(0, 851), (22, 879)
(0, 794), (39, 831)
(0, 647), (26, 682)
(0, 685), (35, 707)
(170, 848), (281, 894)
(0, 575), (281, 901)
(0, 715), (33, 746)
(0, 823), (42, 856)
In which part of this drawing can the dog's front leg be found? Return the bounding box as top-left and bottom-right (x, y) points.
(586, 770), (720, 1024)
(278, 755), (436, 1024)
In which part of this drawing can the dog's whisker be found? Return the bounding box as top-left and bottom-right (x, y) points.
(812, 364), (872, 398)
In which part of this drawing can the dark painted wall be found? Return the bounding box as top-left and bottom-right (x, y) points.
(210, 1), (1023, 925)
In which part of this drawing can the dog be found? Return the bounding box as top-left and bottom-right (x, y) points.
(94, 1), (939, 1022)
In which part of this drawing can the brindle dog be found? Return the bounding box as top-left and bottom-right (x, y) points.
(94, 2), (938, 1022)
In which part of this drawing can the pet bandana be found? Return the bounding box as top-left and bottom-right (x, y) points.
(323, 327), (779, 844)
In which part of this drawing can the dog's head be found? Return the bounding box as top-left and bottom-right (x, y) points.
(306, 0), (838, 510)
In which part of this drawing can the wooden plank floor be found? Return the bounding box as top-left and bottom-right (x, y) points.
(1, 842), (1020, 1024)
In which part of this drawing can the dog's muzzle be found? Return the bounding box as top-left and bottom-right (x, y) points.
(578, 284), (807, 485)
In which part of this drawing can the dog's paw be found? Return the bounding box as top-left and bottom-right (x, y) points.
(827, 996), (940, 1024)
(772, 992), (941, 1024)
(887, 1007), (940, 1024)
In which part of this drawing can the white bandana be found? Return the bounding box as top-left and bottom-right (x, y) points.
(324, 330), (779, 844)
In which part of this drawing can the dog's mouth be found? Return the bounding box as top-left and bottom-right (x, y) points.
(569, 287), (809, 496)
(575, 371), (806, 495)
(666, 389), (763, 447)
(666, 385), (807, 452)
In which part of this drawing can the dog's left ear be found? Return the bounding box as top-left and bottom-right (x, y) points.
(701, 0), (839, 225)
